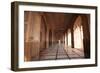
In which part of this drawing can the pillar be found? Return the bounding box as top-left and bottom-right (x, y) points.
(25, 12), (41, 60)
(46, 28), (49, 48)
(52, 30), (54, 46)
(81, 15), (90, 58)
(71, 26), (74, 48)
(32, 12), (41, 60)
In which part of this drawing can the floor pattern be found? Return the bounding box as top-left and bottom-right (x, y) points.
(39, 44), (84, 60)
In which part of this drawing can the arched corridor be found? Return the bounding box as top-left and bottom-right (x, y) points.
(24, 11), (90, 61)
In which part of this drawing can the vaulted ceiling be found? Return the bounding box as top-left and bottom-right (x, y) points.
(42, 12), (76, 39)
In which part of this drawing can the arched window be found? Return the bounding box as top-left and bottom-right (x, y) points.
(67, 29), (71, 48)
(73, 16), (83, 49)
(64, 33), (67, 48)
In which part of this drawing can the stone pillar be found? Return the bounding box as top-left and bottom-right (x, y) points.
(52, 30), (54, 47)
(24, 12), (41, 61)
(31, 12), (41, 60)
(81, 15), (90, 58)
(71, 26), (74, 48)
(46, 28), (49, 48)
(24, 11), (32, 61)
